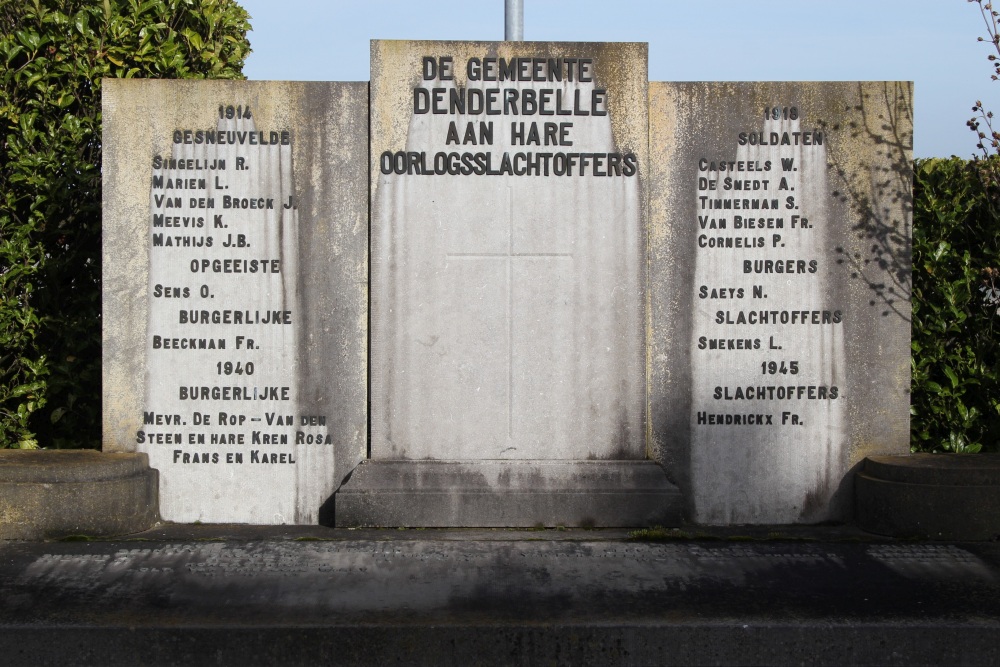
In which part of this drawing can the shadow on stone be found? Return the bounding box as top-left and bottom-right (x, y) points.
(827, 81), (913, 323)
(856, 453), (1000, 540)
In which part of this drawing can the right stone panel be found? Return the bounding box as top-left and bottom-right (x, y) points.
(648, 82), (912, 524)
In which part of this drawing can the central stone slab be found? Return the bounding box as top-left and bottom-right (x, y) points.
(337, 40), (679, 526)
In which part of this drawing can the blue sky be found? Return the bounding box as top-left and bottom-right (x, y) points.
(241, 0), (994, 158)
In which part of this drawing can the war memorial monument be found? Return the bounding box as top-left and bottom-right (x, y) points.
(10, 30), (1000, 667)
(100, 40), (912, 528)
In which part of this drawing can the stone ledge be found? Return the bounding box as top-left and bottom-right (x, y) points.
(334, 460), (683, 528)
(0, 450), (159, 540)
(855, 454), (1000, 540)
(3, 537), (999, 665)
(4, 625), (999, 667)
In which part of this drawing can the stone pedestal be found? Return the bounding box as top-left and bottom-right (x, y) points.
(0, 451), (158, 539)
(350, 40), (681, 527)
(335, 460), (681, 527)
(856, 454), (1000, 540)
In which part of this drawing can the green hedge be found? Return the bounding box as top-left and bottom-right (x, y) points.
(0, 0), (250, 449)
(911, 157), (1000, 453)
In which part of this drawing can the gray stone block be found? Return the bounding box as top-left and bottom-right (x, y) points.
(359, 40), (665, 527)
(856, 454), (1000, 540)
(0, 450), (158, 539)
(102, 80), (368, 524)
(335, 460), (682, 527)
(648, 82), (913, 524)
(369, 41), (647, 464)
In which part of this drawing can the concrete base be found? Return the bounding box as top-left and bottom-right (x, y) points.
(0, 450), (159, 539)
(334, 460), (682, 527)
(3, 529), (1000, 665)
(856, 454), (1000, 540)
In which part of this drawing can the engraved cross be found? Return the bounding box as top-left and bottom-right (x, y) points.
(447, 186), (572, 437)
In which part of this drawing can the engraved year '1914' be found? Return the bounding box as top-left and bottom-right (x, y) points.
(219, 104), (252, 119)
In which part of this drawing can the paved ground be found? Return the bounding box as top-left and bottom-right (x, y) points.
(1, 524), (999, 666)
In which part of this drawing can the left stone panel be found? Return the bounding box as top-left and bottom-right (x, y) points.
(103, 81), (368, 524)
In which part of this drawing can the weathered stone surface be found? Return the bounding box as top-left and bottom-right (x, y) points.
(353, 40), (680, 526)
(100, 59), (912, 530)
(102, 81), (368, 524)
(648, 82), (912, 524)
(335, 460), (681, 527)
(0, 451), (158, 539)
(857, 454), (1000, 540)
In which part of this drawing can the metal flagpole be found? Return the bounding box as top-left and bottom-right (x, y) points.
(505, 0), (523, 41)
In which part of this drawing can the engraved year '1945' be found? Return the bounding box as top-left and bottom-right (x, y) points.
(761, 360), (799, 375)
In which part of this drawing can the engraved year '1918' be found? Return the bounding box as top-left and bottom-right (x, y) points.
(765, 106), (798, 121)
